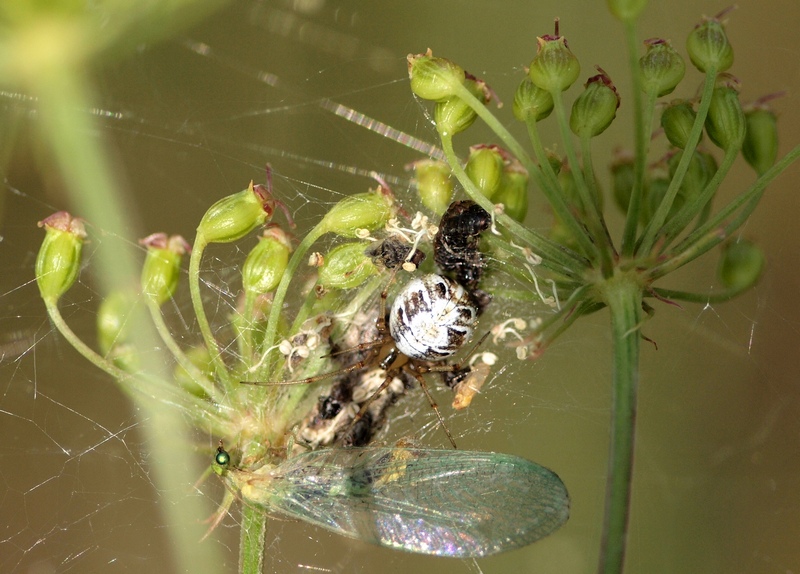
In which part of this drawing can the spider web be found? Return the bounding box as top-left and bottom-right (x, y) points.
(2, 1), (800, 573)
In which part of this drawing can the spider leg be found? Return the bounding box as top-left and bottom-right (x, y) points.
(348, 368), (397, 438)
(406, 366), (458, 449)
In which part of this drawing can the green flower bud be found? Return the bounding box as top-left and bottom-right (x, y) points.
(36, 211), (86, 304)
(644, 175), (671, 221)
(545, 151), (564, 175)
(718, 239), (764, 291)
(197, 180), (283, 244)
(434, 74), (491, 137)
(610, 150), (635, 212)
(319, 188), (394, 238)
(639, 38), (685, 97)
(661, 100), (698, 149)
(174, 346), (214, 398)
(242, 227), (291, 295)
(465, 145), (505, 200)
(529, 32), (581, 93)
(705, 79), (746, 151)
(318, 241), (377, 289)
(407, 50), (466, 101)
(570, 69), (620, 138)
(558, 165), (581, 210)
(97, 290), (136, 355)
(411, 159), (453, 215)
(607, 0), (647, 22)
(742, 104), (778, 176)
(140, 233), (190, 306)
(107, 344), (140, 373)
(513, 77), (554, 123)
(686, 14), (734, 74)
(494, 164), (529, 222)
(668, 149), (714, 206)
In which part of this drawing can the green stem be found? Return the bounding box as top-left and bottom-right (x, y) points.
(34, 66), (221, 574)
(147, 300), (220, 400)
(637, 68), (718, 254)
(450, 80), (601, 261)
(672, 144), (800, 255)
(259, 225), (325, 381)
(551, 92), (613, 268)
(239, 291), (258, 368)
(188, 236), (232, 389)
(650, 284), (752, 304)
(620, 21), (649, 256)
(45, 300), (136, 383)
(526, 118), (599, 259)
(597, 274), (642, 574)
(439, 133), (589, 280)
(580, 134), (617, 265)
(659, 146), (738, 249)
(239, 505), (268, 574)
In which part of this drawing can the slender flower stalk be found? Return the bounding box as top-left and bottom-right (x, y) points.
(31, 3), (799, 574)
(407, 7), (799, 574)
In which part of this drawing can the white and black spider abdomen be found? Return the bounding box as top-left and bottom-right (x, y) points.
(389, 274), (477, 362)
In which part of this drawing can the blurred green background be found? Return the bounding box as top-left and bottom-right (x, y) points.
(2, 0), (800, 572)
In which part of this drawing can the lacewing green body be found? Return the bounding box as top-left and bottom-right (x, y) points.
(220, 446), (569, 557)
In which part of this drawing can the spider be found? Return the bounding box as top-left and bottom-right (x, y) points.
(243, 269), (481, 449)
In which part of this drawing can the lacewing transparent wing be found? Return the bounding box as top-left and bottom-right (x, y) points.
(224, 446), (569, 557)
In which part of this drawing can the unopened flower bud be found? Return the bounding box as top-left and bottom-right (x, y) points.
(513, 77), (554, 123)
(545, 151), (564, 175)
(639, 39), (685, 97)
(319, 189), (394, 238)
(661, 100), (698, 149)
(529, 32), (581, 93)
(686, 15), (734, 73)
(434, 74), (491, 136)
(411, 159), (453, 215)
(36, 211), (86, 304)
(668, 149), (715, 206)
(97, 290), (136, 355)
(494, 165), (529, 222)
(705, 79), (745, 151)
(570, 69), (620, 138)
(174, 346), (214, 398)
(140, 233), (190, 306)
(610, 150), (635, 212)
(645, 175), (671, 220)
(742, 105), (778, 176)
(607, 0), (648, 22)
(107, 344), (140, 373)
(465, 145), (505, 200)
(197, 180), (282, 244)
(718, 239), (764, 291)
(318, 241), (377, 289)
(407, 50), (466, 101)
(242, 227), (291, 295)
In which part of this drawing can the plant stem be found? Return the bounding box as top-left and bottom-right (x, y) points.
(239, 504), (268, 574)
(597, 273), (642, 574)
(637, 68), (718, 254)
(259, 225), (324, 381)
(147, 300), (220, 400)
(33, 65), (221, 574)
(188, 237), (233, 389)
(439, 133), (589, 280)
(620, 19), (647, 257)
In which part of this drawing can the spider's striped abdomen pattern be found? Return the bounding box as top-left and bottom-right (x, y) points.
(389, 274), (477, 362)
